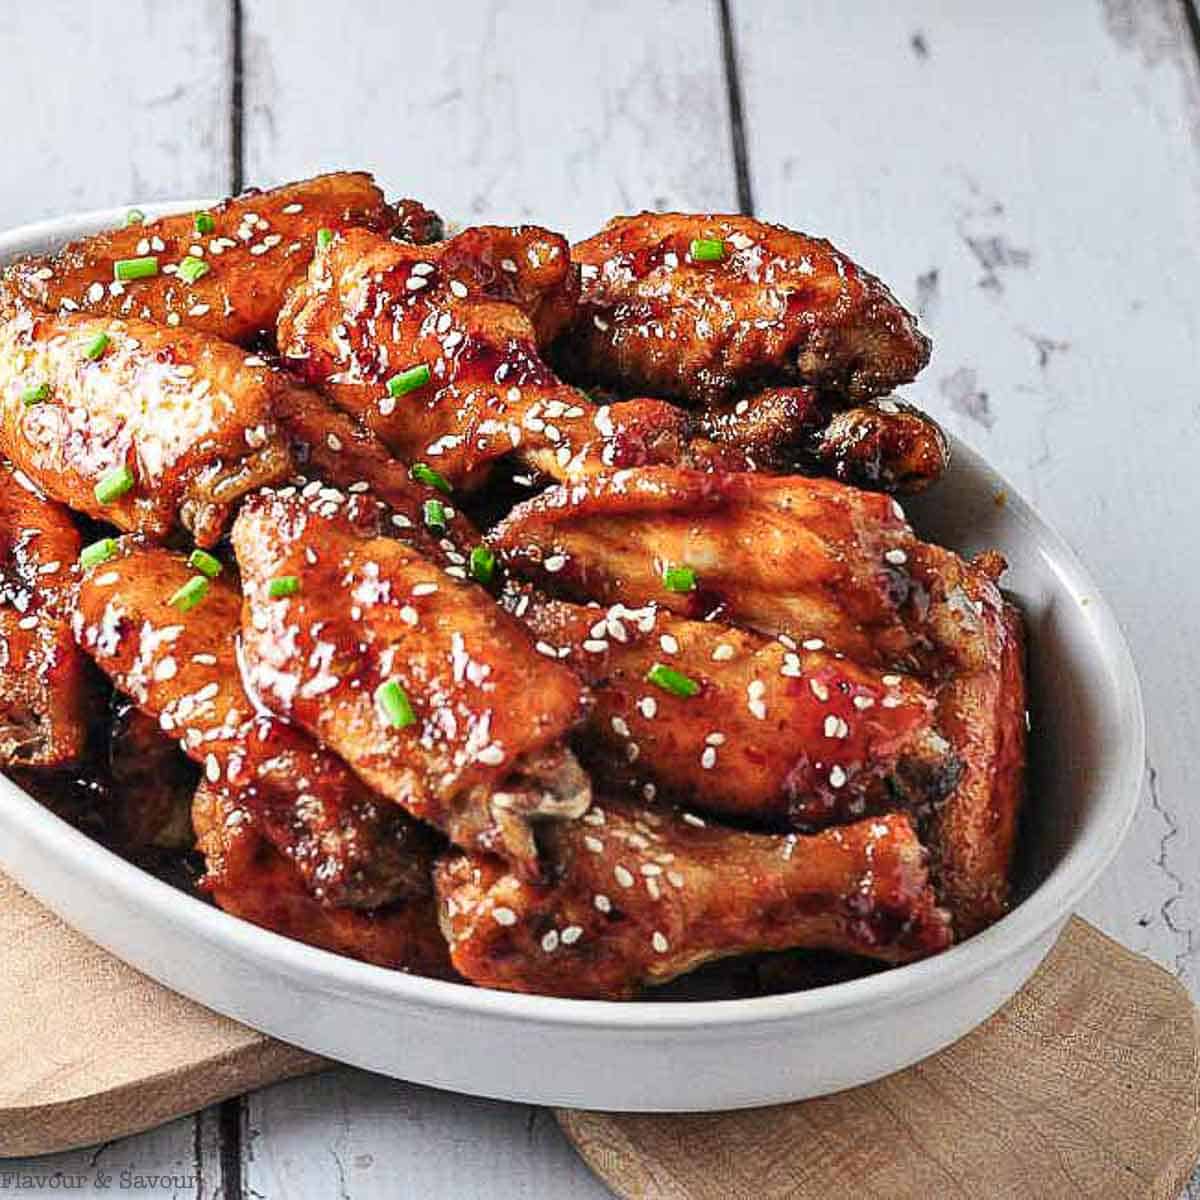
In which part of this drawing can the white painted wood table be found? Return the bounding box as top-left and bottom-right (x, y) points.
(2, 1), (1198, 1195)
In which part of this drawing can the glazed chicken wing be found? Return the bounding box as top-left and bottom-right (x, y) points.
(194, 782), (452, 976)
(0, 305), (293, 545)
(3, 172), (433, 345)
(73, 541), (431, 908)
(231, 486), (590, 876)
(0, 466), (93, 766)
(512, 592), (958, 829)
(695, 389), (949, 493)
(556, 213), (930, 405)
(277, 226), (690, 490)
(488, 466), (929, 670)
(436, 798), (951, 999)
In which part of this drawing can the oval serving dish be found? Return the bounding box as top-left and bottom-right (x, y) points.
(0, 203), (1144, 1111)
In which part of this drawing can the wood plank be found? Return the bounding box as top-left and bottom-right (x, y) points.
(241, 0), (738, 239)
(0, 1), (232, 228)
(243, 1070), (613, 1199)
(731, 0), (1200, 996)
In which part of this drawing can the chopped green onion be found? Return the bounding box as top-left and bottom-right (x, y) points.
(468, 545), (495, 585)
(268, 576), (300, 598)
(84, 332), (110, 361)
(93, 465), (134, 505)
(168, 576), (209, 613)
(113, 256), (159, 282)
(178, 255), (210, 285)
(663, 564), (697, 593)
(194, 211), (215, 235)
(646, 662), (701, 698)
(410, 462), (451, 494)
(79, 537), (118, 570)
(21, 382), (49, 406)
(423, 498), (447, 529)
(386, 363), (431, 398)
(689, 238), (726, 262)
(316, 227), (334, 249)
(124, 209), (146, 227)
(188, 549), (223, 579)
(374, 678), (416, 729)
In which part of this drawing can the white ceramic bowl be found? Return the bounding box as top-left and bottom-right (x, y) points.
(0, 204), (1145, 1111)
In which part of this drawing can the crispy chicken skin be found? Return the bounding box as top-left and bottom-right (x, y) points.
(557, 213), (930, 405)
(231, 486), (590, 876)
(511, 592), (958, 829)
(194, 782), (453, 976)
(695, 388), (949, 493)
(436, 800), (951, 999)
(0, 467), (92, 766)
(73, 541), (431, 908)
(0, 305), (293, 545)
(489, 466), (928, 669)
(277, 226), (688, 489)
(4, 172), (428, 345)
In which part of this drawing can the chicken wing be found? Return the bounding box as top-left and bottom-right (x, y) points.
(556, 213), (930, 405)
(436, 799), (951, 998)
(73, 540), (430, 908)
(277, 226), (689, 490)
(908, 546), (1027, 935)
(488, 466), (929, 670)
(511, 592), (959, 829)
(0, 465), (93, 766)
(4, 172), (431, 345)
(0, 305), (293, 545)
(695, 389), (949, 493)
(194, 782), (452, 976)
(231, 486), (590, 876)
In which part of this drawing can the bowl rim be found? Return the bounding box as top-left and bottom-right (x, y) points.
(0, 200), (1147, 1034)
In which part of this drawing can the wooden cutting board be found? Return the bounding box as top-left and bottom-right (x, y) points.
(2, 871), (1197, 1199)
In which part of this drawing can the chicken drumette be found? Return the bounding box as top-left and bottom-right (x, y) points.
(436, 797), (951, 999)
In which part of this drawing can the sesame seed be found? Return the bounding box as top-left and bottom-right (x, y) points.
(642, 782), (657, 801)
(853, 695), (875, 710)
(810, 679), (829, 702)
(583, 639), (608, 653)
(192, 653), (217, 666)
(500, 258), (518, 273)
(449, 280), (468, 298)
(205, 754), (220, 783)
(652, 932), (669, 953)
(583, 809), (606, 826)
(541, 930), (560, 953)
(326, 433), (342, 451)
(412, 582), (439, 596)
(682, 812), (706, 828)
(641, 862), (663, 877)
(544, 554), (567, 573)
(282, 203), (303, 214)
(638, 696), (657, 719)
(885, 548), (908, 565)
(667, 870), (685, 888)
(535, 641), (559, 658)
(882, 674), (902, 686)
(561, 925), (583, 945)
(153, 657), (178, 682)
(882, 695), (901, 708)
(492, 906), (517, 926)
(824, 714), (840, 738)
(584, 835), (604, 854)
(611, 715), (630, 738)
(701, 746), (717, 769)
(749, 700), (766, 720)
(748, 679), (766, 699)
(614, 865), (635, 888)
(802, 638), (825, 650)
(478, 744), (504, 765)
(594, 894), (612, 913)
(829, 765), (847, 788)
(659, 633), (679, 655)
(712, 643), (734, 661)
